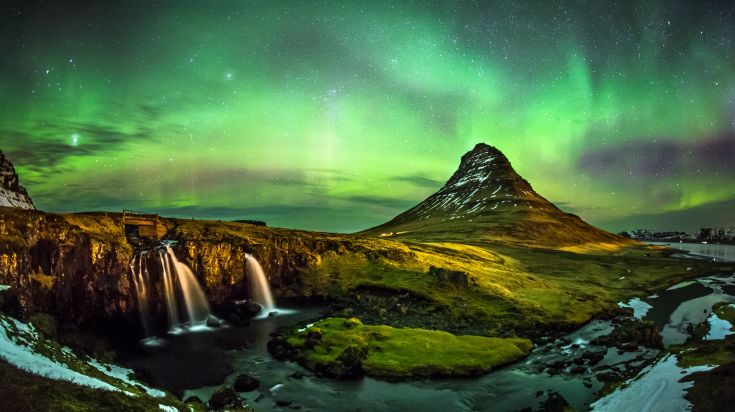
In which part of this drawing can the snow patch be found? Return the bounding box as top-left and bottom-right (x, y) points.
(666, 280), (697, 290)
(0, 187), (34, 209)
(0, 316), (122, 393)
(89, 359), (166, 397)
(705, 311), (734, 340)
(590, 355), (713, 412)
(158, 405), (178, 412)
(0, 314), (167, 399)
(618, 298), (653, 319)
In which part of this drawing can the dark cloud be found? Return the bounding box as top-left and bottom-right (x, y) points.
(578, 133), (735, 178)
(346, 195), (417, 210)
(393, 175), (443, 189)
(3, 123), (153, 172)
(598, 196), (735, 233)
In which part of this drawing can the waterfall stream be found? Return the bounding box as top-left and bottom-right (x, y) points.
(245, 254), (275, 312)
(130, 245), (213, 335)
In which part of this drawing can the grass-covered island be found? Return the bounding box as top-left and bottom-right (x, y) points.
(270, 317), (533, 379)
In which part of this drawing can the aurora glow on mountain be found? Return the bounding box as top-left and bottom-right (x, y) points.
(1, 0), (734, 232)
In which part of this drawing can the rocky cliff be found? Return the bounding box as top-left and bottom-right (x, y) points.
(0, 151), (35, 210)
(0, 207), (415, 334)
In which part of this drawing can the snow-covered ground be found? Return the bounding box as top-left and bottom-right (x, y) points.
(705, 305), (734, 340)
(618, 297), (653, 319)
(0, 314), (180, 409)
(590, 355), (713, 412)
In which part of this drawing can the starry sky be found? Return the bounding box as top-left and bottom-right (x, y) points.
(1, 0), (734, 233)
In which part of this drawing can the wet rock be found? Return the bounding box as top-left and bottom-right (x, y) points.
(184, 395), (202, 404)
(206, 315), (224, 327)
(304, 329), (323, 349)
(289, 371), (304, 379)
(596, 371), (621, 382)
(232, 299), (263, 318)
(581, 350), (605, 366)
(539, 391), (573, 411)
(208, 387), (243, 410)
(546, 360), (566, 374)
(268, 335), (298, 360)
(592, 319), (663, 350)
(276, 400), (292, 407)
(316, 345), (366, 379)
(569, 365), (586, 374)
(234, 373), (260, 392)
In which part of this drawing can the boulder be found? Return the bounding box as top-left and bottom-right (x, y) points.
(208, 387), (243, 410)
(233, 373), (260, 392)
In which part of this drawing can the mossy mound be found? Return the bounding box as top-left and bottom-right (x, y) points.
(279, 317), (532, 379)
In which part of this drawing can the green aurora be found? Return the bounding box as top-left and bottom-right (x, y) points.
(1, 0), (734, 232)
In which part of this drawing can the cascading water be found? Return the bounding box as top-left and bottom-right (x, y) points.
(166, 246), (211, 325)
(129, 244), (213, 336)
(245, 254), (275, 313)
(129, 254), (152, 337)
(159, 252), (180, 327)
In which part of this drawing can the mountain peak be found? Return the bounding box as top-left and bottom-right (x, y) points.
(362, 143), (628, 248)
(0, 150), (35, 210)
(386, 143), (552, 227)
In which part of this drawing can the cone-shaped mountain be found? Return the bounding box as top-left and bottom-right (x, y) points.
(363, 143), (630, 248)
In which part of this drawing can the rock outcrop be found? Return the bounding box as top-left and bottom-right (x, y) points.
(0, 151), (35, 210)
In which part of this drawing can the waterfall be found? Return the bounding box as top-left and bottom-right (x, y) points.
(129, 254), (152, 336)
(245, 254), (275, 312)
(165, 246), (211, 324)
(159, 252), (180, 327)
(130, 245), (213, 336)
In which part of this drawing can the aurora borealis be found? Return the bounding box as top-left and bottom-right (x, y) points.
(1, 1), (734, 233)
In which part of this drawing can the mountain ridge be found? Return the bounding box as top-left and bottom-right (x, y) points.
(0, 150), (35, 210)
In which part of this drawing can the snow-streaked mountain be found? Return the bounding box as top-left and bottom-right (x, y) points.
(363, 143), (631, 248)
(0, 151), (35, 210)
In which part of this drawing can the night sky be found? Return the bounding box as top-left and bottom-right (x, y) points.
(1, 1), (734, 233)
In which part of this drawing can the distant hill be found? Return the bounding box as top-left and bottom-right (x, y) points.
(0, 150), (35, 210)
(622, 227), (735, 243)
(362, 143), (631, 249)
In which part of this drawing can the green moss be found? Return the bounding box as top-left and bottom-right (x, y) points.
(287, 317), (532, 378)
